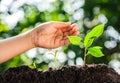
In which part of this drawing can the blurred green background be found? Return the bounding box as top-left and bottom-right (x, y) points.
(0, 0), (120, 74)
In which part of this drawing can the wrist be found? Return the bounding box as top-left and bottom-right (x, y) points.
(24, 29), (36, 49)
(28, 28), (40, 48)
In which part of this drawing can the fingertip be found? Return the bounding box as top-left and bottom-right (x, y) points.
(76, 31), (80, 35)
(64, 22), (71, 27)
(71, 24), (79, 30)
(74, 30), (79, 35)
(71, 31), (80, 36)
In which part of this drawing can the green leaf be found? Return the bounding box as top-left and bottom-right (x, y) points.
(92, 46), (102, 49)
(84, 24), (104, 48)
(67, 36), (82, 45)
(87, 46), (104, 57)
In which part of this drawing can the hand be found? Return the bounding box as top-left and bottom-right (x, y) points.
(31, 21), (79, 49)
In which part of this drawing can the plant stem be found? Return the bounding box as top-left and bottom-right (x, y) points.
(54, 50), (58, 68)
(33, 61), (37, 68)
(84, 48), (87, 64)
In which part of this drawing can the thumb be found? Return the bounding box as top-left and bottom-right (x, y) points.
(52, 22), (71, 29)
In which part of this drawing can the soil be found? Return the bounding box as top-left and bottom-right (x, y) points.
(0, 64), (120, 83)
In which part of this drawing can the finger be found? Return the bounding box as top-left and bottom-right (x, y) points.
(62, 23), (78, 32)
(60, 39), (70, 46)
(69, 27), (78, 35)
(63, 36), (68, 39)
(71, 23), (79, 30)
(62, 25), (73, 32)
(69, 23), (79, 35)
(63, 30), (79, 40)
(51, 21), (71, 29)
(70, 31), (79, 36)
(63, 24), (78, 36)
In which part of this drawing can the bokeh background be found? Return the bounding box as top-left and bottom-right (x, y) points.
(0, 0), (120, 74)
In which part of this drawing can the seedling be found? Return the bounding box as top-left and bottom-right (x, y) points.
(33, 61), (37, 68)
(29, 60), (37, 69)
(68, 24), (104, 64)
(49, 50), (59, 68)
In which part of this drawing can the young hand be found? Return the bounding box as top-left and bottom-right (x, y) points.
(31, 21), (79, 49)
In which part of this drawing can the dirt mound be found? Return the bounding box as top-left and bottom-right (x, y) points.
(0, 64), (120, 83)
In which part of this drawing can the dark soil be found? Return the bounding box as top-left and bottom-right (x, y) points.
(0, 64), (120, 83)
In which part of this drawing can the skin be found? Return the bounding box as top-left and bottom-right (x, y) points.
(0, 21), (79, 64)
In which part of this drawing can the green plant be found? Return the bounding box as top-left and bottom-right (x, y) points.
(29, 50), (59, 69)
(68, 24), (105, 64)
(49, 50), (59, 68)
(33, 61), (37, 68)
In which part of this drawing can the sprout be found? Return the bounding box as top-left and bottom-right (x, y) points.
(68, 24), (105, 64)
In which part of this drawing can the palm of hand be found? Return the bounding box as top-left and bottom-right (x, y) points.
(35, 22), (79, 49)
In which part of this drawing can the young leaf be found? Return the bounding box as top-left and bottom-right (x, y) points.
(67, 36), (82, 45)
(87, 46), (104, 57)
(84, 24), (104, 48)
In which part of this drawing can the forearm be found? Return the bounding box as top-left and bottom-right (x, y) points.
(0, 32), (34, 64)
